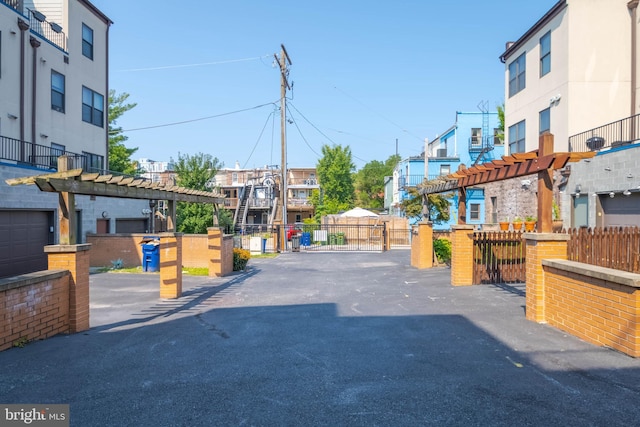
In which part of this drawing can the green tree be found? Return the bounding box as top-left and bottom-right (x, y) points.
(313, 144), (356, 219)
(354, 154), (400, 209)
(108, 90), (138, 175)
(174, 152), (223, 234)
(401, 188), (450, 224)
(496, 103), (505, 143)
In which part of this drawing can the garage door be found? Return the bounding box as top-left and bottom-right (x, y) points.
(601, 193), (640, 227)
(0, 211), (53, 279)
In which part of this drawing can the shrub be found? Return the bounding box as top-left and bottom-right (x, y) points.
(233, 248), (251, 271)
(433, 238), (452, 264)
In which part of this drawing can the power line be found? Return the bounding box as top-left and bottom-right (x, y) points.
(112, 101), (278, 133)
(332, 85), (424, 142)
(285, 106), (321, 158)
(116, 55), (271, 72)
(243, 110), (276, 169)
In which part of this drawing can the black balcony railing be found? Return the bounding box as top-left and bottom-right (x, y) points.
(468, 135), (496, 152)
(27, 8), (67, 51)
(568, 114), (640, 152)
(0, 134), (99, 173)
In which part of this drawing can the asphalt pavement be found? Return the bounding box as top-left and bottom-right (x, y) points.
(1, 250), (639, 426)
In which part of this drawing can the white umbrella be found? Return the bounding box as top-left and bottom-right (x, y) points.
(340, 207), (379, 218)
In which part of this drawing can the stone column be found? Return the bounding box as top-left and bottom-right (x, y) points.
(45, 244), (91, 333)
(411, 221), (433, 269)
(159, 233), (183, 299)
(451, 225), (475, 286)
(524, 233), (569, 323)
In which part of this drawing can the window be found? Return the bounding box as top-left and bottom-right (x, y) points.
(540, 31), (551, 77)
(50, 143), (65, 168)
(82, 151), (103, 173)
(51, 71), (65, 112)
(493, 128), (503, 145)
(471, 128), (481, 146)
(539, 108), (550, 134)
(232, 172), (238, 183)
(82, 86), (104, 127)
(470, 203), (480, 221)
(508, 120), (526, 154)
(508, 52), (526, 97)
(440, 164), (450, 176)
(82, 24), (93, 59)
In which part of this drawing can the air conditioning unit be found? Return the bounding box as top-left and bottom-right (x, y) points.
(437, 149), (447, 158)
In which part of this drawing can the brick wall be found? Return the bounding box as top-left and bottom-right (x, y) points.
(542, 260), (640, 357)
(87, 234), (210, 268)
(0, 271), (70, 351)
(451, 225), (474, 286)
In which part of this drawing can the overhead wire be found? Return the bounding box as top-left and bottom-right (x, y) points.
(243, 110), (276, 169)
(285, 105), (322, 159)
(116, 55), (272, 72)
(112, 101), (278, 133)
(287, 102), (371, 164)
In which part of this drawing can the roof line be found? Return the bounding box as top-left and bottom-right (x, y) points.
(499, 0), (567, 63)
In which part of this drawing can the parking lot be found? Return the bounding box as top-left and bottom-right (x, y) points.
(1, 250), (639, 426)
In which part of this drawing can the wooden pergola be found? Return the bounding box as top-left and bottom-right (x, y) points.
(6, 157), (226, 244)
(419, 133), (595, 232)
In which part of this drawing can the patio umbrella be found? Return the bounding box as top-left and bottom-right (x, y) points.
(340, 207), (379, 217)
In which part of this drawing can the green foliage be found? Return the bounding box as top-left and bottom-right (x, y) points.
(110, 258), (124, 270)
(216, 207), (234, 233)
(233, 248), (251, 271)
(354, 154), (400, 209)
(401, 188), (450, 224)
(13, 337), (29, 348)
(174, 152), (223, 234)
(108, 90), (139, 175)
(496, 103), (505, 143)
(433, 238), (452, 264)
(315, 144), (355, 215)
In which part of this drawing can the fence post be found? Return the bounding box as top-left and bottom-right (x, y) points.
(158, 232), (183, 299)
(451, 225), (475, 286)
(524, 232), (569, 322)
(45, 243), (91, 333)
(411, 221), (433, 269)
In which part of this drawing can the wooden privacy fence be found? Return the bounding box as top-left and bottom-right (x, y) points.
(473, 231), (526, 284)
(566, 226), (640, 273)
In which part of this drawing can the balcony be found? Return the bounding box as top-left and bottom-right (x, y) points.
(468, 135), (497, 153)
(0, 134), (103, 173)
(27, 8), (67, 51)
(398, 175), (425, 188)
(568, 114), (640, 152)
(288, 177), (319, 187)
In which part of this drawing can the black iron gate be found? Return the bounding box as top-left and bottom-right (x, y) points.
(473, 231), (526, 284)
(285, 223), (387, 252)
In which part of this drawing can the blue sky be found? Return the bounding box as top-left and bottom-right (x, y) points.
(93, 1), (558, 170)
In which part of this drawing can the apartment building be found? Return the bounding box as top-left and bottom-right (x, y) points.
(390, 110), (503, 229)
(0, 0), (149, 278)
(500, 0), (640, 227)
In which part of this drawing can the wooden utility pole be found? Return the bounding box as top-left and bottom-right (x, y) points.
(275, 44), (292, 226)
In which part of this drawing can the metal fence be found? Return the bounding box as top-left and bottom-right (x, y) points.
(473, 231), (526, 285)
(288, 223), (386, 252)
(568, 114), (640, 152)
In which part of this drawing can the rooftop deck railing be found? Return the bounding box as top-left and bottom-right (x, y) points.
(568, 114), (640, 152)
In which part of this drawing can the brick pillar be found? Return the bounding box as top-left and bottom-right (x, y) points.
(45, 244), (91, 333)
(524, 232), (569, 323)
(207, 227), (224, 277)
(451, 225), (475, 286)
(411, 221), (433, 269)
(159, 233), (183, 299)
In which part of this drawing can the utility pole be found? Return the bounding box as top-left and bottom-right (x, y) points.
(275, 44), (292, 227)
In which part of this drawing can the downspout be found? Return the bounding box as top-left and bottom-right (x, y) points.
(629, 0), (639, 119)
(30, 36), (41, 166)
(17, 18), (29, 146)
(105, 23), (110, 171)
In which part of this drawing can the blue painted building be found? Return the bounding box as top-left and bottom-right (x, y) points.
(391, 110), (505, 229)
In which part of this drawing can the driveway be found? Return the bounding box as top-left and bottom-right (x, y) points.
(1, 250), (639, 426)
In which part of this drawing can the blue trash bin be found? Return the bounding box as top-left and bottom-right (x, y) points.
(301, 232), (311, 246)
(141, 240), (160, 272)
